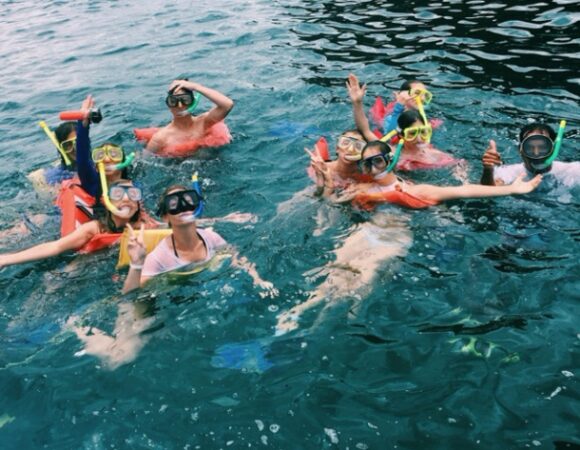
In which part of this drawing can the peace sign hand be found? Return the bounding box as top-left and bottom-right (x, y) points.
(126, 223), (146, 267)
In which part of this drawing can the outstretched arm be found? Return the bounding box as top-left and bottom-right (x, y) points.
(346, 74), (377, 142)
(407, 174), (542, 203)
(169, 79), (234, 128)
(0, 221), (98, 269)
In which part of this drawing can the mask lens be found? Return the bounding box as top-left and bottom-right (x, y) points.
(109, 186), (124, 201)
(127, 187), (142, 201)
(92, 148), (105, 163)
(61, 138), (76, 153)
(404, 127), (419, 141)
(522, 135), (553, 159)
(410, 88), (433, 104)
(338, 136), (365, 152)
(108, 146), (124, 162)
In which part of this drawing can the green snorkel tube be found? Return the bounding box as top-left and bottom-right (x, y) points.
(385, 139), (404, 173)
(112, 152), (136, 170)
(543, 120), (566, 167)
(187, 92), (201, 114)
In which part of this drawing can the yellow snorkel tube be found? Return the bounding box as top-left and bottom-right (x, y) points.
(380, 129), (398, 143)
(38, 121), (73, 167)
(97, 161), (122, 215)
(96, 152), (136, 215)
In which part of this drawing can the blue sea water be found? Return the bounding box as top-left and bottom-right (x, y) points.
(0, 0), (579, 448)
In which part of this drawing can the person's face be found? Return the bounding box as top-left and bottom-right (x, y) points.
(407, 82), (427, 109)
(166, 88), (194, 117)
(110, 182), (140, 218)
(359, 146), (388, 176)
(404, 119), (432, 146)
(520, 128), (553, 172)
(336, 131), (365, 163)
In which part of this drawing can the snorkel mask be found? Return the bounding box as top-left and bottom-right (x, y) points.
(520, 120), (565, 174)
(157, 173), (205, 223)
(358, 141), (404, 180)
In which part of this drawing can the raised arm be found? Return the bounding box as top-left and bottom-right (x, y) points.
(76, 95), (101, 197)
(407, 174), (542, 203)
(121, 224), (149, 294)
(170, 79), (234, 128)
(346, 73), (378, 142)
(0, 221), (98, 269)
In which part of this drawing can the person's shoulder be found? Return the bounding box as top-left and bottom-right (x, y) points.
(551, 161), (580, 185)
(199, 227), (227, 247)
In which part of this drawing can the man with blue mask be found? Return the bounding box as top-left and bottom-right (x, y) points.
(480, 122), (579, 188)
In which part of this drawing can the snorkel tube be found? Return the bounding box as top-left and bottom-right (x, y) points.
(191, 172), (204, 218)
(38, 121), (73, 167)
(188, 92), (201, 114)
(380, 129), (398, 143)
(97, 162), (123, 216)
(385, 139), (404, 173)
(543, 120), (566, 167)
(414, 96), (432, 143)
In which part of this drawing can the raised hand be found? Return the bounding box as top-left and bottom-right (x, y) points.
(80, 95), (95, 127)
(126, 223), (146, 267)
(482, 139), (502, 168)
(346, 73), (367, 104)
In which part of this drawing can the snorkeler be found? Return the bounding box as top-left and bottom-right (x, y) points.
(347, 74), (459, 171)
(307, 130), (371, 192)
(277, 141), (544, 333)
(480, 122), (579, 188)
(0, 180), (153, 270)
(28, 121), (77, 197)
(142, 79), (234, 157)
(122, 184), (277, 297)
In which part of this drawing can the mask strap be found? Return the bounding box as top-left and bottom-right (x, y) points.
(39, 121), (73, 167)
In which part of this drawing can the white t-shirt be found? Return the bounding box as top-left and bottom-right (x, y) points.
(494, 161), (580, 188)
(142, 228), (227, 277)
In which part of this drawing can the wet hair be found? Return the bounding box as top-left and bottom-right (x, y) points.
(361, 140), (391, 159)
(157, 184), (189, 217)
(519, 122), (556, 143)
(400, 80), (423, 91)
(168, 78), (192, 95)
(94, 179), (141, 233)
(398, 109), (425, 131)
(54, 121), (76, 143)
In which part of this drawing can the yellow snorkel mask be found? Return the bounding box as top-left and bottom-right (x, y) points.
(38, 121), (74, 167)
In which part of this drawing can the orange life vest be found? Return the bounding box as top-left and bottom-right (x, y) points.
(354, 183), (439, 210)
(55, 178), (97, 237)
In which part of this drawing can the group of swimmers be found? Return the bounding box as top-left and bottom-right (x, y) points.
(0, 73), (578, 364)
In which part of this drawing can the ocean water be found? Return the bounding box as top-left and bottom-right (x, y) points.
(0, 0), (578, 448)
